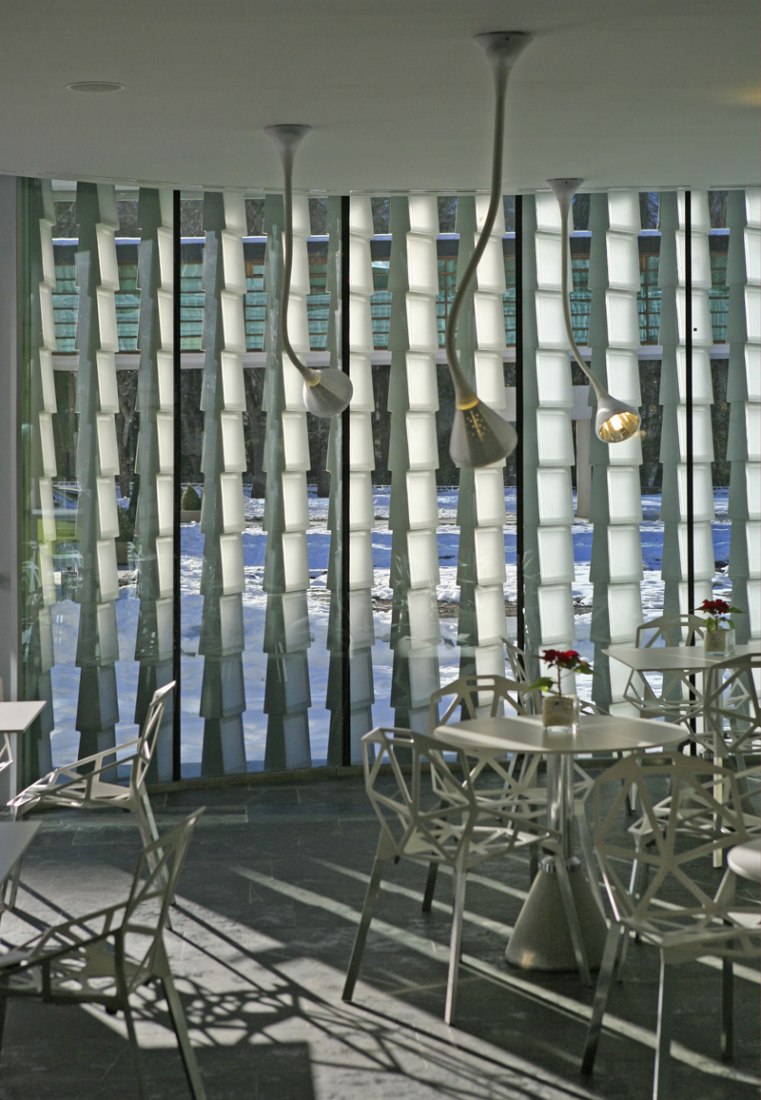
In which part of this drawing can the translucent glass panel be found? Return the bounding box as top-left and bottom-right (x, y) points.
(16, 182), (756, 784)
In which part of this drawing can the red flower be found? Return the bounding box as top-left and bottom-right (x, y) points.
(693, 598), (742, 630)
(699, 598), (731, 615)
(543, 648), (585, 670)
(536, 648), (593, 696)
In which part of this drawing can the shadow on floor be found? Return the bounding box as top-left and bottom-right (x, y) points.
(0, 774), (758, 1099)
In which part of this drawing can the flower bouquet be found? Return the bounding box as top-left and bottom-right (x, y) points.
(533, 648), (593, 733)
(694, 598), (742, 655)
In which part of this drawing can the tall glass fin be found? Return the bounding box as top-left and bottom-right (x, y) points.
(198, 192), (247, 775)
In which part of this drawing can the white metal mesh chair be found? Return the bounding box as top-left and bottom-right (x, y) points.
(426, 673), (599, 906)
(342, 726), (559, 1025)
(425, 673), (544, 904)
(696, 653), (761, 768)
(635, 613), (707, 648)
(622, 615), (707, 728)
(0, 736), (11, 781)
(429, 672), (538, 727)
(9, 682), (174, 869)
(0, 809), (206, 1099)
(581, 753), (760, 1099)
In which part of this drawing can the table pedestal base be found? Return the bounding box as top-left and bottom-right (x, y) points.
(506, 861), (608, 973)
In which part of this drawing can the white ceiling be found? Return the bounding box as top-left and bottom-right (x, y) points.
(2, 0), (759, 195)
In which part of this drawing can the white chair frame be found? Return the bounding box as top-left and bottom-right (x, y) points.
(9, 682), (174, 871)
(581, 753), (760, 1099)
(0, 809), (206, 1099)
(343, 726), (560, 1024)
(425, 673), (599, 907)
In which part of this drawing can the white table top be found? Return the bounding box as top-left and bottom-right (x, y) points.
(727, 837), (761, 884)
(0, 820), (40, 882)
(433, 712), (686, 756)
(605, 642), (760, 673)
(0, 701), (46, 733)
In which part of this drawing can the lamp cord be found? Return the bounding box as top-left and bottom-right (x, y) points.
(444, 64), (509, 407)
(557, 195), (604, 400)
(279, 145), (320, 386)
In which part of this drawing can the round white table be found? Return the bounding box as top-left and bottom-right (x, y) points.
(727, 836), (761, 884)
(433, 712), (686, 984)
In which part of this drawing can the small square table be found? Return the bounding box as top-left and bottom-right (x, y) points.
(0, 702), (47, 805)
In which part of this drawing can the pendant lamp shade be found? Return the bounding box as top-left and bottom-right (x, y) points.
(548, 177), (641, 444)
(445, 31), (531, 468)
(266, 124), (353, 417)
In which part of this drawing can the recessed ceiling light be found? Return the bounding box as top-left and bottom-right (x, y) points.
(67, 81), (125, 94)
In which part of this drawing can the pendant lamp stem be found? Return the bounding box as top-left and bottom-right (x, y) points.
(444, 31), (531, 467)
(445, 33), (530, 407)
(552, 178), (604, 398)
(268, 125), (320, 386)
(549, 177), (642, 443)
(266, 124), (353, 416)
(445, 57), (507, 406)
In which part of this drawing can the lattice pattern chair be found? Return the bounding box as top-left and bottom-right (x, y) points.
(635, 613), (707, 648)
(426, 672), (599, 906)
(622, 615), (708, 729)
(581, 753), (760, 1099)
(0, 809), (206, 1099)
(0, 736), (10, 777)
(429, 672), (539, 727)
(696, 653), (761, 769)
(342, 726), (559, 1025)
(9, 682), (174, 872)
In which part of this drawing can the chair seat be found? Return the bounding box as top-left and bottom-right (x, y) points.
(7, 683), (175, 909)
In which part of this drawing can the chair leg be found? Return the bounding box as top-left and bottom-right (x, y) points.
(653, 954), (674, 1100)
(581, 923), (625, 1075)
(342, 856), (384, 1003)
(121, 996), (150, 1100)
(721, 957), (733, 1061)
(574, 807), (605, 915)
(422, 861), (438, 913)
(162, 974), (207, 1100)
(134, 790), (173, 907)
(134, 790), (162, 863)
(444, 869), (467, 1026)
(554, 855), (592, 986)
(528, 846), (538, 883)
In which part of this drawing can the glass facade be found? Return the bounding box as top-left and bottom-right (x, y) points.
(14, 179), (758, 780)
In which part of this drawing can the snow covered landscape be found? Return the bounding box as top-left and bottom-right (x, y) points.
(49, 487), (732, 773)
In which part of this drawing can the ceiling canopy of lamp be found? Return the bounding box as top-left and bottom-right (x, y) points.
(548, 177), (641, 444)
(445, 31), (532, 469)
(266, 124), (353, 417)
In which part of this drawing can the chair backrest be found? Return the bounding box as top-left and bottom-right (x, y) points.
(0, 734), (12, 775)
(590, 753), (750, 932)
(121, 807), (203, 990)
(635, 613), (706, 648)
(362, 726), (554, 870)
(429, 673), (539, 730)
(504, 641), (529, 681)
(700, 653), (761, 758)
(130, 681), (175, 790)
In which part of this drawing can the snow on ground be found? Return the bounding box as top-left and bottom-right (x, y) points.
(49, 488), (732, 772)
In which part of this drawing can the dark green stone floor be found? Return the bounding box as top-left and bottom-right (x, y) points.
(0, 771), (757, 1099)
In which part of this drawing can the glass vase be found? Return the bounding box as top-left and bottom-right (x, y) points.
(704, 627), (735, 656)
(542, 694), (579, 735)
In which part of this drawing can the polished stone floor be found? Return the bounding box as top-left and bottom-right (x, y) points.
(0, 769), (758, 1099)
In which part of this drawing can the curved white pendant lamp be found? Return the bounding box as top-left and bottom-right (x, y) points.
(548, 177), (641, 443)
(266, 124), (354, 417)
(446, 31), (531, 468)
